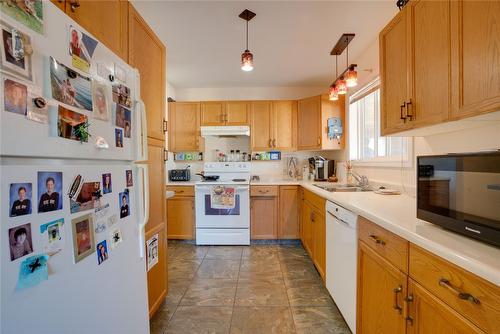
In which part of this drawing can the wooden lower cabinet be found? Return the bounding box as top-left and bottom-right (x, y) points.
(278, 186), (299, 239)
(311, 207), (326, 280)
(250, 196), (278, 239)
(406, 279), (484, 334)
(301, 201), (314, 256)
(357, 241), (407, 334)
(145, 224), (167, 318)
(166, 194), (195, 240)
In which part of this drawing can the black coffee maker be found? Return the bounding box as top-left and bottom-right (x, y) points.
(308, 156), (335, 181)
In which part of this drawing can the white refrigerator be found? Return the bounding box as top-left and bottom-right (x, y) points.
(1, 3), (150, 334)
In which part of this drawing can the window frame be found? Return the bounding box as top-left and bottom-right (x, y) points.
(348, 78), (413, 168)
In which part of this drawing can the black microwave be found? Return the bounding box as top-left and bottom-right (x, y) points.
(417, 151), (500, 247)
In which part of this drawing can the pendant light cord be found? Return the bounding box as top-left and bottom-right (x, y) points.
(246, 19), (249, 50)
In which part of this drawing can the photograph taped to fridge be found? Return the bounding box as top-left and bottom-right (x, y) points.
(9, 182), (32, 217)
(3, 77), (27, 115)
(49, 56), (92, 111)
(71, 213), (95, 263)
(115, 128), (123, 148)
(119, 191), (130, 219)
(57, 105), (89, 142)
(112, 83), (131, 108)
(39, 218), (65, 253)
(9, 222), (33, 261)
(70, 181), (101, 214)
(0, 0), (43, 34)
(68, 25), (98, 73)
(0, 21), (33, 82)
(96, 240), (108, 265)
(91, 80), (111, 121)
(37, 171), (62, 213)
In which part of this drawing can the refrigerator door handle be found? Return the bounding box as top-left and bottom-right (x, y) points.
(135, 100), (148, 162)
(137, 164), (149, 258)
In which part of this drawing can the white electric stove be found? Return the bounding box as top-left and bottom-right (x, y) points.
(195, 162), (251, 245)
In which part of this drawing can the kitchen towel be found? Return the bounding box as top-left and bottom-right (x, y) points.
(210, 185), (235, 209)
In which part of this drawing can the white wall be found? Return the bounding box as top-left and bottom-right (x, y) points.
(174, 86), (326, 101)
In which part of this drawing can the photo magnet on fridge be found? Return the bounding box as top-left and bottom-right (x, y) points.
(37, 171), (62, 213)
(102, 173), (112, 194)
(115, 104), (131, 138)
(115, 128), (123, 148)
(126, 169), (133, 187)
(71, 213), (95, 263)
(96, 240), (108, 265)
(39, 218), (65, 253)
(110, 228), (122, 249)
(111, 83), (131, 108)
(57, 105), (89, 142)
(68, 25), (98, 73)
(49, 56), (92, 111)
(91, 80), (111, 121)
(70, 181), (101, 214)
(9, 182), (32, 217)
(9, 223), (33, 261)
(0, 0), (43, 34)
(3, 77), (27, 115)
(119, 191), (130, 219)
(0, 21), (34, 82)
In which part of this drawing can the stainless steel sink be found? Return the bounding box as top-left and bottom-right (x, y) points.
(313, 184), (371, 192)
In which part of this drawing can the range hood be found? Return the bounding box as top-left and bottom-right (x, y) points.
(201, 126), (250, 137)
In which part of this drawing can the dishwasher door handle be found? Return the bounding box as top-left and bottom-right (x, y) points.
(327, 211), (351, 227)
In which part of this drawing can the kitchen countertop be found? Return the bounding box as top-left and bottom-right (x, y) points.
(164, 178), (500, 285)
(300, 182), (500, 286)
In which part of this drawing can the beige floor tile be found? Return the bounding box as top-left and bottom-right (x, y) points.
(235, 280), (289, 306)
(196, 259), (241, 279)
(166, 306), (233, 334)
(172, 245), (209, 260)
(180, 279), (237, 306)
(206, 246), (244, 259)
(292, 306), (352, 334)
(230, 306), (296, 334)
(168, 258), (202, 280)
(165, 279), (191, 306)
(286, 283), (334, 307)
(150, 302), (176, 334)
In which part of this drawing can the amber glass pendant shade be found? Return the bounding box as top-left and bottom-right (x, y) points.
(329, 85), (339, 101)
(337, 78), (347, 95)
(241, 50), (254, 71)
(345, 68), (358, 87)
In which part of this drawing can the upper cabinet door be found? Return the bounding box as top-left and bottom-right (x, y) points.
(66, 0), (128, 61)
(201, 102), (226, 126)
(297, 96), (321, 150)
(407, 0), (451, 127)
(380, 11), (410, 135)
(168, 102), (200, 152)
(225, 101), (250, 125)
(272, 100), (296, 151)
(450, 0), (500, 119)
(128, 4), (166, 141)
(251, 101), (272, 151)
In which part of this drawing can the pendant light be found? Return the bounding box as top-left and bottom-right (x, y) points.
(345, 43), (358, 87)
(337, 77), (347, 95)
(239, 9), (256, 72)
(329, 56), (339, 101)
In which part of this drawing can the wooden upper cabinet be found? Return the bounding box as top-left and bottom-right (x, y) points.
(406, 279), (484, 334)
(357, 241), (407, 334)
(380, 10), (410, 135)
(128, 4), (166, 141)
(168, 102), (200, 152)
(64, 0), (129, 61)
(297, 96), (322, 150)
(450, 0), (500, 119)
(407, 0), (451, 128)
(278, 186), (299, 239)
(201, 101), (226, 126)
(250, 101), (272, 151)
(225, 101), (249, 125)
(272, 100), (296, 151)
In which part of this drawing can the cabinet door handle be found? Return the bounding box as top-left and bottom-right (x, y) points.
(269, 138), (272, 147)
(272, 139), (276, 147)
(317, 137), (321, 145)
(369, 234), (386, 245)
(404, 295), (414, 325)
(164, 149), (168, 162)
(400, 102), (407, 121)
(163, 119), (168, 133)
(393, 285), (403, 313)
(406, 99), (413, 121)
(439, 278), (480, 304)
(258, 190), (269, 193)
(70, 0), (80, 12)
(310, 212), (315, 222)
(176, 190), (184, 193)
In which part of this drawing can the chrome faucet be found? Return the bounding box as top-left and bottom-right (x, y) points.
(351, 170), (370, 189)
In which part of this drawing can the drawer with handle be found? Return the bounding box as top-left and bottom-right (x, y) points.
(250, 185), (278, 197)
(358, 216), (409, 273)
(166, 186), (195, 197)
(409, 244), (500, 333)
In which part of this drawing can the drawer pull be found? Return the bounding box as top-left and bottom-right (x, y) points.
(393, 285), (403, 313)
(369, 234), (386, 245)
(439, 278), (480, 304)
(259, 190), (269, 193)
(176, 190), (184, 193)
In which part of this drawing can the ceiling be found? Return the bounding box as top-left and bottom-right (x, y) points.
(132, 1), (397, 89)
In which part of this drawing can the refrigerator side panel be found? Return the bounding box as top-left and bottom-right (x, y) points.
(0, 3), (139, 161)
(1, 163), (149, 334)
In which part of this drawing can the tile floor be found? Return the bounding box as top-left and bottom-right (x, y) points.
(150, 242), (352, 334)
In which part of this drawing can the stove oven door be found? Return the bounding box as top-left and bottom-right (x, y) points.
(195, 184), (250, 228)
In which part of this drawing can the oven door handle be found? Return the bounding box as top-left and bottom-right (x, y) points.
(195, 185), (249, 191)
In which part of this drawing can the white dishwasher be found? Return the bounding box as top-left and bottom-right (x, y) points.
(326, 201), (358, 333)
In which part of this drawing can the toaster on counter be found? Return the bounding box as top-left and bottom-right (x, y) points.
(168, 169), (191, 181)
